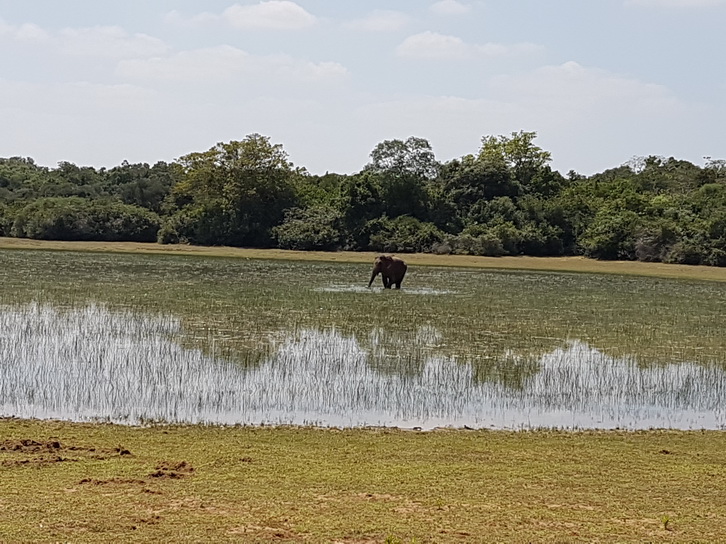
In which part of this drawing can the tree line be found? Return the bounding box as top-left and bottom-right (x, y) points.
(1, 132), (725, 266)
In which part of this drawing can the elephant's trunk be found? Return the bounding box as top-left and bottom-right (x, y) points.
(367, 268), (379, 288)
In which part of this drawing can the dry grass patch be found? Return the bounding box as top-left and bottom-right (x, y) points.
(1, 419), (726, 542)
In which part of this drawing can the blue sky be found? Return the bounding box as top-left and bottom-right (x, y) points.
(1, 0), (724, 175)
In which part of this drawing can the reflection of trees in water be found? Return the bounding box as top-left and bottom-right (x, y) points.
(3, 303), (726, 429)
(471, 352), (544, 391)
(341, 325), (551, 391)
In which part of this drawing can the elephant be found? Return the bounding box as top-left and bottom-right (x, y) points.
(367, 255), (407, 289)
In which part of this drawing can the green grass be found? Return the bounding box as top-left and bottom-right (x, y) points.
(2, 243), (726, 541)
(1, 419), (726, 543)
(3, 236), (726, 282)
(2, 246), (725, 367)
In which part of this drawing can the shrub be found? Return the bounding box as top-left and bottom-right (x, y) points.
(272, 206), (343, 251)
(633, 220), (678, 262)
(10, 197), (160, 242)
(664, 239), (707, 265)
(519, 223), (565, 256)
(366, 216), (446, 253)
(579, 209), (641, 260)
(0, 203), (8, 236)
(449, 231), (505, 257)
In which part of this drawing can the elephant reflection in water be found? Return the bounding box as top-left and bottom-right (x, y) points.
(367, 255), (407, 289)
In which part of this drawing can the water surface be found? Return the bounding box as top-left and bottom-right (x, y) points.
(2, 303), (724, 429)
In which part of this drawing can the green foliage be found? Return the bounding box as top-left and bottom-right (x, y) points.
(10, 197), (160, 242)
(0, 202), (8, 236)
(479, 130), (552, 188)
(580, 209), (641, 260)
(1, 134), (725, 266)
(170, 134), (299, 247)
(106, 161), (181, 213)
(366, 216), (445, 253)
(273, 206), (343, 251)
(443, 155), (521, 222)
(448, 229), (506, 256)
(365, 136), (440, 179)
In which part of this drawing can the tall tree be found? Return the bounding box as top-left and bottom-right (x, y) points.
(170, 134), (299, 246)
(361, 137), (439, 221)
(365, 136), (440, 179)
(479, 131), (552, 189)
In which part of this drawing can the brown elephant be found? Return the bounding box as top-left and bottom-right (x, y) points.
(367, 255), (407, 289)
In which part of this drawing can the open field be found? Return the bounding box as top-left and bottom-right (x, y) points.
(3, 236), (726, 282)
(2, 419), (726, 543)
(2, 242), (726, 542)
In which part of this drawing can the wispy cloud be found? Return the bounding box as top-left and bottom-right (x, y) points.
(0, 19), (168, 58)
(396, 31), (542, 60)
(625, 0), (725, 7)
(489, 61), (680, 118)
(344, 10), (409, 32)
(59, 26), (169, 58)
(0, 18), (50, 43)
(223, 1), (317, 30)
(430, 0), (472, 15)
(117, 45), (347, 84)
(163, 10), (219, 28)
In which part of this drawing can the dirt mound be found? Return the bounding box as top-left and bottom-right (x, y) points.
(149, 460), (194, 479)
(0, 439), (131, 456)
(0, 439), (62, 452)
(79, 477), (147, 486)
(1, 455), (75, 467)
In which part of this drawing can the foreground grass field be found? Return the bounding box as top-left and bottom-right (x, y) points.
(3, 236), (726, 282)
(1, 419), (725, 543)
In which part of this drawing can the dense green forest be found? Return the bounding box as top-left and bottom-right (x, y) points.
(1, 132), (725, 266)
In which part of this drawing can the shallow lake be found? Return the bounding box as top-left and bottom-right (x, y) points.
(1, 249), (725, 430)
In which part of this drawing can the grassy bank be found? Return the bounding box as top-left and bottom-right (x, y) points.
(1, 419), (725, 543)
(2, 236), (726, 282)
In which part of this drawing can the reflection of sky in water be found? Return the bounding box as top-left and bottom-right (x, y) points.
(1, 304), (725, 430)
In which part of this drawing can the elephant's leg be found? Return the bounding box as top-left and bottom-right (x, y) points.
(382, 275), (392, 289)
(394, 280), (402, 289)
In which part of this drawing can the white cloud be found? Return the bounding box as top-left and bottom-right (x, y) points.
(163, 10), (219, 28)
(14, 23), (51, 43)
(117, 45), (347, 84)
(0, 20), (168, 58)
(485, 61), (690, 171)
(489, 61), (679, 117)
(625, 0), (725, 7)
(397, 31), (472, 59)
(0, 19), (50, 43)
(222, 1), (316, 30)
(349, 61), (697, 175)
(397, 31), (542, 60)
(344, 10), (409, 32)
(430, 0), (472, 15)
(59, 26), (169, 58)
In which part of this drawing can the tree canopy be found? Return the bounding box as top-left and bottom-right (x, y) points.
(1, 133), (725, 266)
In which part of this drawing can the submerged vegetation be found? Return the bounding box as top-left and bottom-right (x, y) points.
(2, 244), (726, 540)
(2, 131), (725, 265)
(1, 248), (725, 430)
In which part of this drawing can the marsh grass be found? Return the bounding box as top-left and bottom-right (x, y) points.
(1, 419), (726, 543)
(4, 302), (723, 428)
(2, 247), (726, 429)
(4, 236), (726, 282)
